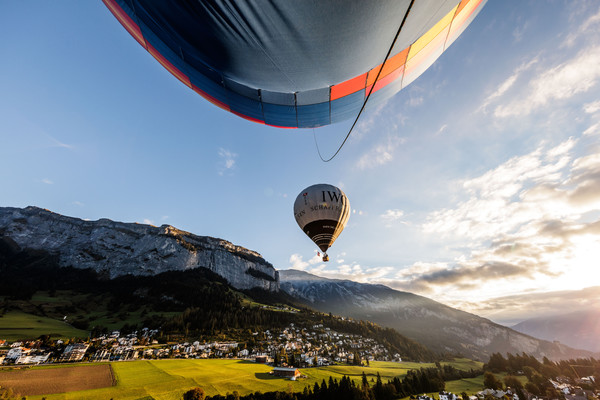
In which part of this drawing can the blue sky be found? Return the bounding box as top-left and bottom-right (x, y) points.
(2, 1), (600, 324)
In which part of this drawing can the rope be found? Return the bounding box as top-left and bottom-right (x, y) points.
(315, 0), (416, 162)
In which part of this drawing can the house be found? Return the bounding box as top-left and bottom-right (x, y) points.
(272, 367), (301, 380)
(255, 355), (268, 363)
(59, 343), (89, 362)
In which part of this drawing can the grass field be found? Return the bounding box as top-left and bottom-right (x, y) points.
(9, 358), (484, 400)
(0, 311), (88, 341)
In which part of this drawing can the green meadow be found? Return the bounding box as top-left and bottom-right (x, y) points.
(22, 358), (484, 400)
(0, 311), (88, 341)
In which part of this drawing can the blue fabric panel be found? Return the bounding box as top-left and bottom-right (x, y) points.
(261, 90), (295, 106)
(331, 90), (365, 124)
(296, 87), (330, 106)
(297, 102), (330, 128)
(138, 22), (187, 74)
(224, 77), (260, 101)
(365, 77), (404, 111)
(185, 63), (229, 106)
(263, 103), (297, 127)
(225, 91), (264, 121)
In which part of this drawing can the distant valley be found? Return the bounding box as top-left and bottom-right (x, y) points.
(512, 309), (600, 353)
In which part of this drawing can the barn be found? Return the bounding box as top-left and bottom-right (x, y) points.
(271, 367), (301, 380)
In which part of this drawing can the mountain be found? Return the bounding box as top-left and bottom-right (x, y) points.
(512, 309), (600, 353)
(0, 206), (278, 291)
(0, 226), (435, 362)
(279, 269), (595, 361)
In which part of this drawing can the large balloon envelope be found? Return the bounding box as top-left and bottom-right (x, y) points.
(103, 0), (486, 128)
(294, 184), (350, 258)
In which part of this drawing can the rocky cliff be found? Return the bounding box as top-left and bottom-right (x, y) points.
(0, 206), (279, 291)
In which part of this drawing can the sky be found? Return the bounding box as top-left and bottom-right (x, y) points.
(1, 1), (600, 325)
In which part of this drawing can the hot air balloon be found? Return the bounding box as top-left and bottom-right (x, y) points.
(103, 0), (486, 128)
(294, 184), (350, 262)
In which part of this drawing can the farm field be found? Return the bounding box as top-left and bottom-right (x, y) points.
(0, 364), (114, 396)
(0, 311), (88, 341)
(6, 358), (484, 400)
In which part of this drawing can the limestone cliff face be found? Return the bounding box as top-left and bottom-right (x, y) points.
(0, 206), (279, 291)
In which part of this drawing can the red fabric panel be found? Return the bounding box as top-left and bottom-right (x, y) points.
(331, 73), (367, 100)
(102, 0), (147, 49)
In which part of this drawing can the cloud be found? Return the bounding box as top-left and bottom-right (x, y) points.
(583, 122), (600, 136)
(218, 148), (237, 175)
(493, 46), (600, 117)
(288, 253), (393, 283)
(436, 124), (448, 135)
(288, 252), (322, 271)
(355, 137), (405, 170)
(42, 178), (53, 185)
(393, 134), (600, 305)
(380, 209), (405, 227)
(142, 218), (155, 225)
(462, 286), (600, 324)
(584, 100), (600, 114)
(562, 6), (600, 48)
(479, 58), (538, 114)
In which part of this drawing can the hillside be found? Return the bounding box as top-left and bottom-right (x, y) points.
(0, 235), (435, 362)
(512, 309), (600, 352)
(279, 269), (595, 361)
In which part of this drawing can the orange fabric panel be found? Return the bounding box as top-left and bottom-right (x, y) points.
(102, 0), (146, 49)
(147, 44), (192, 88)
(448, 0), (484, 38)
(367, 64), (405, 94)
(367, 47), (409, 87)
(407, 5), (457, 62)
(404, 24), (449, 79)
(331, 72), (367, 100)
(455, 0), (470, 16)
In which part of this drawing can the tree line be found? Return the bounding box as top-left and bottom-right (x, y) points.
(184, 364), (482, 400)
(483, 352), (600, 398)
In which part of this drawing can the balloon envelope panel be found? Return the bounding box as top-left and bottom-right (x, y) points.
(103, 0), (486, 127)
(294, 184), (350, 252)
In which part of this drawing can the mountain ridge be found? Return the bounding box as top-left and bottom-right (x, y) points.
(512, 309), (600, 353)
(279, 269), (596, 361)
(0, 206), (278, 291)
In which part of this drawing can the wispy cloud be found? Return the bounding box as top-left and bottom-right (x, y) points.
(479, 58), (538, 114)
(387, 133), (600, 305)
(355, 137), (405, 170)
(380, 209), (405, 227)
(41, 178), (53, 185)
(218, 148), (237, 176)
(289, 253), (394, 283)
(584, 100), (600, 114)
(493, 46), (600, 117)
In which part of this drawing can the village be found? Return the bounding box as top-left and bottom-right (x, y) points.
(0, 322), (399, 368)
(1, 323), (598, 400)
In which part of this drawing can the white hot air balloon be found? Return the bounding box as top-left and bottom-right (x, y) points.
(293, 184), (350, 262)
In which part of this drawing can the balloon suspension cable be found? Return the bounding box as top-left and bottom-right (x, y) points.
(314, 0), (415, 163)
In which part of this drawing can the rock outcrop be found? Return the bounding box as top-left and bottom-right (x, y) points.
(0, 206), (279, 292)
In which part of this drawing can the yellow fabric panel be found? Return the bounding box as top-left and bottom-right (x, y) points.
(407, 4), (458, 62)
